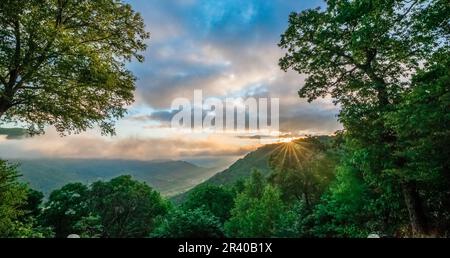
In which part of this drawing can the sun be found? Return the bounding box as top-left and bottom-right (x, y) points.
(263, 137), (315, 172)
(278, 137), (292, 143)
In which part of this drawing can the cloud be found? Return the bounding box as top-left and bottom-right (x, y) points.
(130, 1), (318, 102)
(0, 129), (260, 160)
(2, 1), (340, 162)
(236, 132), (315, 140)
(125, 114), (153, 122)
(148, 110), (179, 123)
(125, 0), (340, 137)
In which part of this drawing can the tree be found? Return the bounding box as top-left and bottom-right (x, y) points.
(40, 176), (169, 238)
(386, 50), (450, 235)
(89, 175), (169, 238)
(0, 160), (53, 237)
(73, 213), (103, 238)
(0, 160), (28, 236)
(244, 169), (266, 198)
(40, 182), (90, 238)
(182, 184), (235, 222)
(0, 0), (149, 135)
(313, 158), (408, 237)
(20, 188), (44, 219)
(152, 208), (224, 238)
(279, 0), (446, 235)
(224, 171), (289, 237)
(268, 137), (336, 205)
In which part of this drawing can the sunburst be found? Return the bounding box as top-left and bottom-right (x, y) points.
(270, 140), (315, 172)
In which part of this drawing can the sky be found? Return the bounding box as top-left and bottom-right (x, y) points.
(0, 0), (341, 166)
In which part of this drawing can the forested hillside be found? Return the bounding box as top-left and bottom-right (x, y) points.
(16, 159), (217, 196)
(199, 144), (279, 185)
(173, 136), (336, 202)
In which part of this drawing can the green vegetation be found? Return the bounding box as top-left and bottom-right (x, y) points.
(0, 138), (334, 238)
(152, 208), (224, 238)
(0, 0), (448, 238)
(0, 0), (148, 135)
(203, 144), (280, 185)
(268, 137), (337, 204)
(40, 183), (90, 238)
(279, 0), (449, 236)
(0, 160), (52, 237)
(0, 160), (30, 236)
(40, 175), (169, 238)
(16, 159), (216, 196)
(182, 184), (235, 222)
(224, 171), (292, 238)
(174, 136), (336, 202)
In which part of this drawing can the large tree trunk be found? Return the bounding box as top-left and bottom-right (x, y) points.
(0, 102), (8, 119)
(402, 181), (429, 236)
(0, 107), (6, 119)
(372, 80), (430, 236)
(0, 93), (13, 119)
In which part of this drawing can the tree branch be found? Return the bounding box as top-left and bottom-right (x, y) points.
(396, 0), (419, 23)
(8, 19), (21, 89)
(12, 2), (66, 93)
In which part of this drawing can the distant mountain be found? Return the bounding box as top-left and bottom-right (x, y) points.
(204, 136), (334, 186)
(171, 143), (282, 202)
(15, 159), (218, 197)
(204, 143), (281, 185)
(172, 136), (335, 202)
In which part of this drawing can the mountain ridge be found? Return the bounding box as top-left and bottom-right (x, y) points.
(172, 136), (335, 202)
(15, 158), (218, 197)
